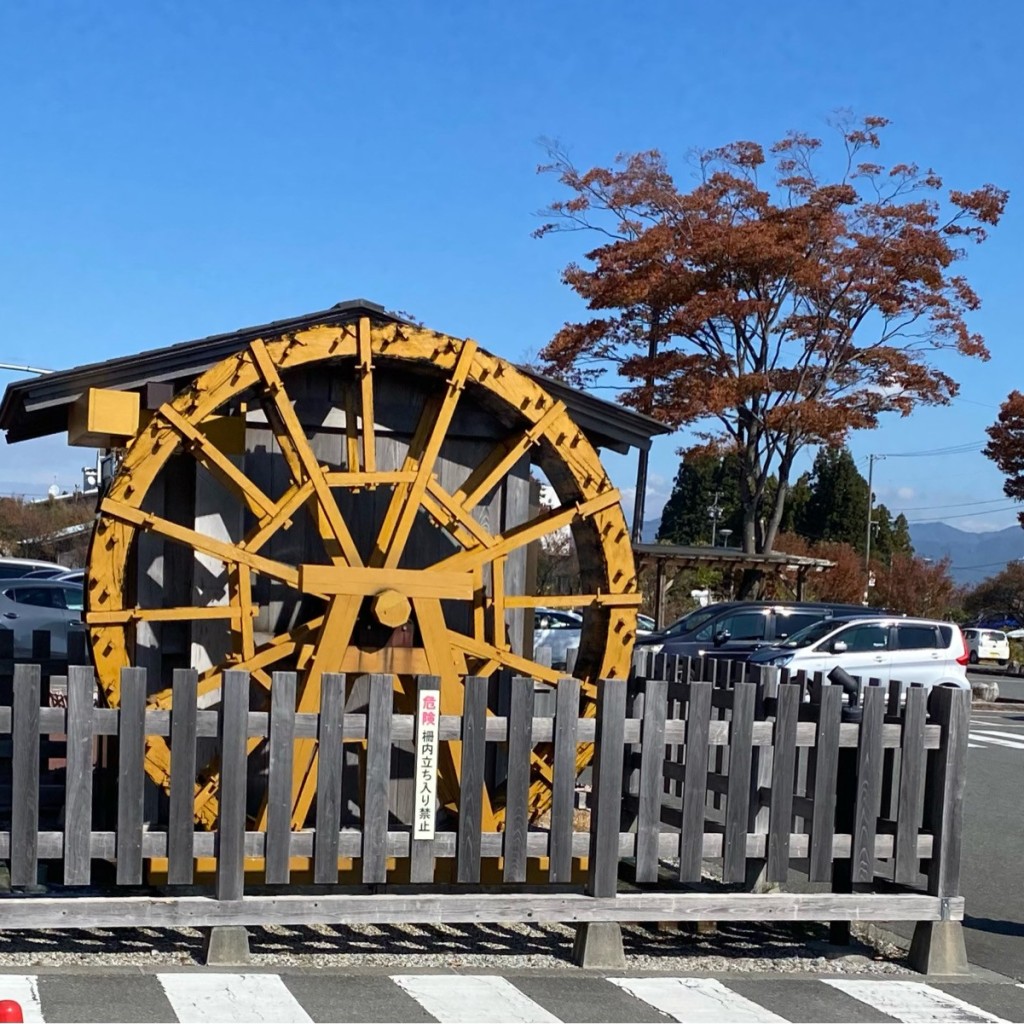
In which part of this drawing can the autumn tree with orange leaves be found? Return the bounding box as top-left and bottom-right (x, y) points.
(985, 391), (1024, 526)
(537, 116), (1006, 573)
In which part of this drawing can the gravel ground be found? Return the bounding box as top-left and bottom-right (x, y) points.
(0, 921), (911, 974)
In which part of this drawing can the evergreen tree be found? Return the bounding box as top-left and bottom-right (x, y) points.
(798, 447), (869, 551)
(873, 504), (895, 563)
(891, 513), (913, 557)
(780, 472), (812, 535)
(658, 453), (743, 546)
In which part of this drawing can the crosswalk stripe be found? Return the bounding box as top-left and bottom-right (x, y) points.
(608, 977), (787, 1023)
(969, 743), (986, 748)
(0, 976), (42, 1023)
(157, 972), (313, 1023)
(392, 975), (560, 1023)
(824, 980), (1008, 1022)
(967, 734), (1024, 750)
(969, 729), (1024, 742)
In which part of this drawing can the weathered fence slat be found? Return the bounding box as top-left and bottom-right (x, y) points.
(313, 672), (347, 884)
(502, 676), (534, 883)
(670, 656), (688, 798)
(216, 670), (250, 901)
(588, 679), (626, 898)
(167, 669), (198, 885)
(116, 668), (147, 886)
(409, 675), (441, 884)
(895, 686), (928, 884)
(362, 674), (392, 884)
(809, 684), (842, 881)
(678, 680), (712, 882)
(265, 672), (297, 884)
(767, 682), (800, 882)
(636, 677), (667, 883)
(853, 685), (887, 883)
(456, 676), (488, 884)
(10, 663), (41, 887)
(64, 665), (96, 885)
(723, 681), (755, 883)
(927, 686), (970, 898)
(548, 675), (579, 884)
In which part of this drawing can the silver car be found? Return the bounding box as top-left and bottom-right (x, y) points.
(533, 608), (583, 669)
(0, 579), (85, 657)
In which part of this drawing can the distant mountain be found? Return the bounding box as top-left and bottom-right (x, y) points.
(641, 518), (660, 543)
(909, 522), (1024, 585)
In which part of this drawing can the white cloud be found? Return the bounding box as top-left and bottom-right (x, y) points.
(896, 486), (915, 500)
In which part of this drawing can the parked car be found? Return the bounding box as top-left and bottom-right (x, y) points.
(637, 613), (657, 635)
(20, 567), (68, 579)
(962, 627), (1010, 666)
(532, 608), (582, 669)
(635, 601), (881, 661)
(746, 615), (970, 690)
(0, 557), (66, 581)
(0, 579), (85, 657)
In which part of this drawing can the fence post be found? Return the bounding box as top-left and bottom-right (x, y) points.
(11, 663), (41, 888)
(908, 686), (970, 975)
(573, 678), (627, 969)
(203, 669), (251, 967)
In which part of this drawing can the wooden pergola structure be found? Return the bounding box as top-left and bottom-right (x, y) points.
(634, 542), (837, 628)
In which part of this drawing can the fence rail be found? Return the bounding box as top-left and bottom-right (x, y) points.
(0, 648), (970, 971)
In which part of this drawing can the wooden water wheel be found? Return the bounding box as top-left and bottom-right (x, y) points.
(85, 318), (639, 831)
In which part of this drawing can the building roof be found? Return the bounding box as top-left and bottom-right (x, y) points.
(633, 542), (836, 572)
(0, 299), (670, 454)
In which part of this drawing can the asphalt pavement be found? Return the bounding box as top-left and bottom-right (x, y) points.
(921, 668), (1024, 982)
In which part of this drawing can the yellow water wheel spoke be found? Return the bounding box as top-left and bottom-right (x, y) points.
(434, 488), (621, 575)
(371, 339), (477, 569)
(160, 404), (276, 520)
(274, 595), (363, 830)
(99, 496), (304, 589)
(148, 615), (326, 710)
(250, 338), (362, 568)
(243, 479), (314, 555)
(357, 316), (376, 473)
(455, 401), (566, 512)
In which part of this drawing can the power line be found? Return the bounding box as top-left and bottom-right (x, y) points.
(906, 504), (1020, 523)
(898, 497), (1013, 513)
(950, 559), (1024, 570)
(878, 441), (986, 458)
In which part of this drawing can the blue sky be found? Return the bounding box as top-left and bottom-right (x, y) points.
(0, 0), (1020, 533)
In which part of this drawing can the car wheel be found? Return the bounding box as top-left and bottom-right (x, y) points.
(968, 650), (979, 664)
(998, 659), (1008, 667)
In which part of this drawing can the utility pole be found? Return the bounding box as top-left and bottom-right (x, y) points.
(864, 454), (885, 573)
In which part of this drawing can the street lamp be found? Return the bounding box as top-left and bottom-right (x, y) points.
(708, 491), (722, 547)
(719, 528), (733, 548)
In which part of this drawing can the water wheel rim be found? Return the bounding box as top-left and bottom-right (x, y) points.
(86, 318), (638, 829)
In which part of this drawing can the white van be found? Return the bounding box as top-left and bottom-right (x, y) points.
(0, 557), (66, 581)
(747, 616), (970, 689)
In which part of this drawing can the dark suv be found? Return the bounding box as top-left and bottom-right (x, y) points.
(635, 601), (882, 661)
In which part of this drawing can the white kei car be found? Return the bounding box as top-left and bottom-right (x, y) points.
(962, 628), (1010, 666)
(747, 616), (970, 690)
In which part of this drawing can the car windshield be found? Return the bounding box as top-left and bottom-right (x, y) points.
(776, 618), (844, 649)
(659, 607), (719, 639)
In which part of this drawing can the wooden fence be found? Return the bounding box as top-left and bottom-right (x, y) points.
(0, 644), (970, 971)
